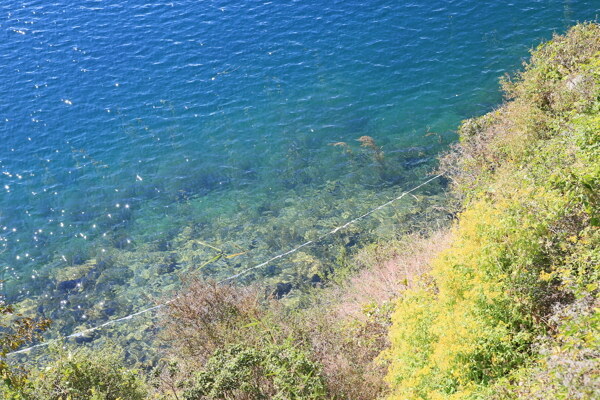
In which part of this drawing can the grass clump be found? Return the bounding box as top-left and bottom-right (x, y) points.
(385, 22), (600, 399)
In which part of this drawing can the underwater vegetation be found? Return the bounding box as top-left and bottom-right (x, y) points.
(5, 128), (449, 364)
(330, 136), (389, 180)
(356, 135), (385, 164)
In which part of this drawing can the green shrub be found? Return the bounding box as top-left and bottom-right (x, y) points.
(159, 280), (330, 399)
(182, 342), (326, 400)
(490, 298), (600, 400)
(22, 345), (148, 400)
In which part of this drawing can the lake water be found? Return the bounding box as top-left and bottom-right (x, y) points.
(1, 0), (597, 344)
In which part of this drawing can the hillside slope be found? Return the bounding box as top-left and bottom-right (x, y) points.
(385, 23), (600, 400)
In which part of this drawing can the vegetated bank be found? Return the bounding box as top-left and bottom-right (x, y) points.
(1, 22), (598, 400)
(385, 22), (599, 399)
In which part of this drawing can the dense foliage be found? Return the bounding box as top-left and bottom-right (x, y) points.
(157, 279), (379, 399)
(2, 345), (149, 400)
(1, 298), (147, 400)
(23, 346), (148, 400)
(386, 23), (600, 399)
(183, 343), (326, 400)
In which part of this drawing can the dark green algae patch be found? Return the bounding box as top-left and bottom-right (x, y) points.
(7, 135), (452, 361)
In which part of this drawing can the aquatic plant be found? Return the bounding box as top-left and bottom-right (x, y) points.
(329, 141), (353, 155)
(357, 136), (385, 165)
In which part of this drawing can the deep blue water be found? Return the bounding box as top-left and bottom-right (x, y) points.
(1, 0), (598, 337)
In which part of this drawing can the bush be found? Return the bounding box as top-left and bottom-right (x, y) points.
(158, 280), (328, 399)
(160, 279), (266, 364)
(22, 345), (149, 400)
(183, 342), (326, 400)
(296, 232), (451, 400)
(491, 297), (600, 400)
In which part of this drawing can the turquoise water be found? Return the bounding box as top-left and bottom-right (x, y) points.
(1, 0), (597, 341)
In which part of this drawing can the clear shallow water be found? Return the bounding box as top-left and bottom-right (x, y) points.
(0, 0), (597, 340)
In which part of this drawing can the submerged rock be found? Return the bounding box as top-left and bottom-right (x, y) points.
(73, 331), (95, 344)
(272, 282), (292, 299)
(57, 278), (82, 292)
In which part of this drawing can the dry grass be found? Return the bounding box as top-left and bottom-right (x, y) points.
(330, 229), (451, 321)
(159, 279), (267, 362)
